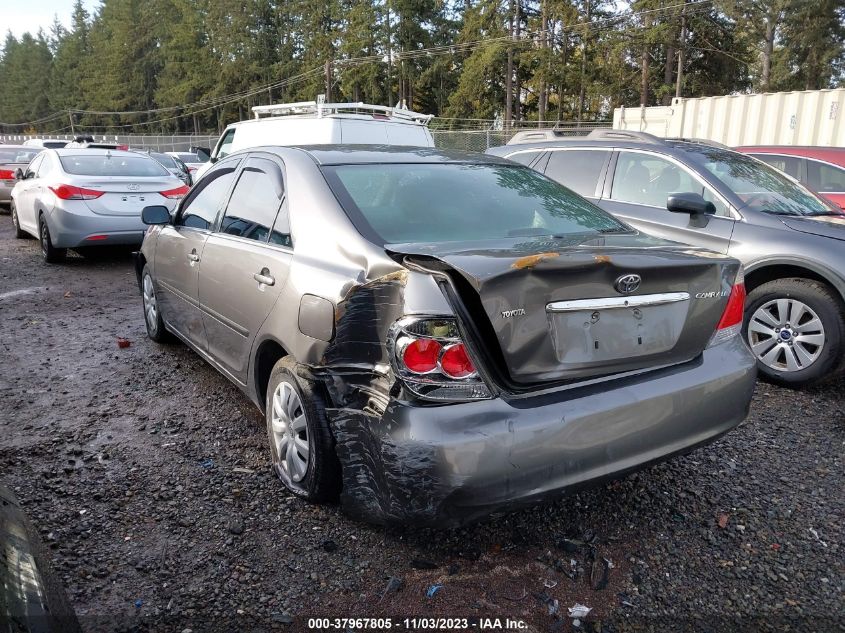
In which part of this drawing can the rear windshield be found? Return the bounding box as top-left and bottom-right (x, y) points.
(174, 153), (201, 163)
(150, 152), (177, 168)
(0, 148), (40, 163)
(324, 163), (627, 244)
(59, 154), (170, 177)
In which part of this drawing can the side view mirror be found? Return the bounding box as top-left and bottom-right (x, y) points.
(192, 147), (211, 162)
(141, 205), (171, 225)
(14, 168), (23, 180)
(667, 192), (716, 215)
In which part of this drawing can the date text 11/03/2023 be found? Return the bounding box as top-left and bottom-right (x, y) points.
(306, 617), (529, 630)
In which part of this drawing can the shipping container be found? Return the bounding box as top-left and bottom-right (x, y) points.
(613, 89), (845, 147)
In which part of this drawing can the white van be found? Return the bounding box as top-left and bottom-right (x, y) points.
(193, 101), (435, 181)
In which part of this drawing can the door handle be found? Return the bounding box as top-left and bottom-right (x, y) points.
(187, 250), (199, 263)
(253, 268), (275, 286)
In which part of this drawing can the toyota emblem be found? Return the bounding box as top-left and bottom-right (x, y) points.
(614, 273), (641, 294)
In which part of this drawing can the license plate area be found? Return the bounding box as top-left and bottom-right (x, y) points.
(546, 293), (690, 365)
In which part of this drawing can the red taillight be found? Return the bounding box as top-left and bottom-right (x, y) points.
(717, 282), (746, 330)
(116, 144), (129, 151)
(402, 338), (442, 373)
(49, 184), (104, 200)
(0, 169), (14, 180)
(440, 343), (476, 378)
(86, 235), (108, 241)
(709, 268), (746, 348)
(160, 185), (190, 199)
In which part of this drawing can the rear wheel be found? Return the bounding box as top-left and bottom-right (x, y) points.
(39, 215), (66, 263)
(141, 265), (173, 343)
(11, 202), (26, 239)
(266, 357), (340, 502)
(744, 278), (845, 387)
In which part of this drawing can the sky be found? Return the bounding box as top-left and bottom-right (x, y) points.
(1, 0), (99, 39)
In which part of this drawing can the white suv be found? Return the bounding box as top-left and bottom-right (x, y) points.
(192, 101), (435, 181)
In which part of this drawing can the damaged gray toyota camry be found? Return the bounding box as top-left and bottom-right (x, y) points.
(134, 145), (757, 527)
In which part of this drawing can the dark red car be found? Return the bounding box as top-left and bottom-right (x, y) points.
(735, 146), (845, 208)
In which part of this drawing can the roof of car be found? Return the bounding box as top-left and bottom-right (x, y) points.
(53, 148), (141, 157)
(736, 146), (845, 165)
(265, 145), (513, 166)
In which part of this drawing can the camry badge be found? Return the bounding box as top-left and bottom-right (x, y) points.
(615, 273), (641, 295)
(128, 183), (141, 191)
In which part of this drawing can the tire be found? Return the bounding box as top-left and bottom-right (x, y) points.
(265, 357), (340, 502)
(743, 278), (845, 388)
(141, 264), (174, 343)
(11, 202), (26, 239)
(39, 215), (66, 263)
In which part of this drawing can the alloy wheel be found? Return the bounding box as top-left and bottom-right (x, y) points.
(270, 381), (310, 483)
(747, 298), (825, 372)
(40, 222), (49, 256)
(142, 274), (158, 332)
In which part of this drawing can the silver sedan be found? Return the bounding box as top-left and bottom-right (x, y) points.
(11, 148), (188, 262)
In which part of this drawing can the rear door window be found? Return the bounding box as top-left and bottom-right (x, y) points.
(218, 158), (285, 243)
(178, 166), (238, 230)
(751, 154), (801, 179)
(506, 150), (544, 167)
(611, 151), (729, 216)
(805, 159), (845, 193)
(545, 149), (611, 197)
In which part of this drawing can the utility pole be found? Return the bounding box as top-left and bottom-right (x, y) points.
(386, 4), (393, 106)
(325, 60), (333, 102)
(675, 0), (687, 98)
(67, 110), (75, 136)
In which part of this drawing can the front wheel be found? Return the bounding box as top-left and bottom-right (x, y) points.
(39, 216), (66, 263)
(744, 278), (845, 388)
(266, 357), (340, 502)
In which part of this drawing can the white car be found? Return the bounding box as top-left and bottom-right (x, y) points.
(11, 149), (187, 263)
(192, 101), (435, 181)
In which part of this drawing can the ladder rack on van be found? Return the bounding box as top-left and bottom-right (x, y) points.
(250, 101), (434, 125)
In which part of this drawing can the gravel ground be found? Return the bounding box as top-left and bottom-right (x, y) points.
(0, 214), (842, 633)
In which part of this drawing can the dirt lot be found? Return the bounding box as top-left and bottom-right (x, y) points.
(0, 215), (842, 633)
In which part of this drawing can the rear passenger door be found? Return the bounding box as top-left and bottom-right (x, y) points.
(599, 150), (735, 254)
(542, 148), (612, 202)
(198, 154), (292, 384)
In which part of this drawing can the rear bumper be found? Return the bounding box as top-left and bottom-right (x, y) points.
(329, 336), (757, 527)
(0, 183), (12, 204)
(47, 206), (146, 248)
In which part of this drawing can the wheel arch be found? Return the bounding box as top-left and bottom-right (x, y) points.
(744, 259), (845, 309)
(252, 336), (291, 413)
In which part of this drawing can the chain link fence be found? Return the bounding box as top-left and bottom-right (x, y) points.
(2, 122), (611, 154)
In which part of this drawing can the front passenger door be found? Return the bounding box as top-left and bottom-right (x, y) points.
(198, 155), (292, 384)
(153, 162), (239, 350)
(600, 150), (735, 254)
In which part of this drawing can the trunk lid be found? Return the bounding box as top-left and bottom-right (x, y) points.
(389, 233), (740, 386)
(69, 175), (182, 216)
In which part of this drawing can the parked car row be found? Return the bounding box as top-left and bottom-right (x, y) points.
(5, 104), (842, 526)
